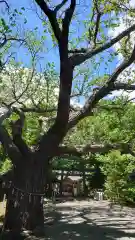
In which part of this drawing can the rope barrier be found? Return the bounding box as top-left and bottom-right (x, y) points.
(2, 181), (46, 197)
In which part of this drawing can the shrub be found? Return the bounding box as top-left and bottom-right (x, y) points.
(97, 151), (135, 204)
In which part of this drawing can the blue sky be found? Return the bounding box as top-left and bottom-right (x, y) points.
(5, 0), (117, 71)
(1, 0), (119, 104)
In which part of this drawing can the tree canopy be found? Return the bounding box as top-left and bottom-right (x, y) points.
(0, 0), (135, 159)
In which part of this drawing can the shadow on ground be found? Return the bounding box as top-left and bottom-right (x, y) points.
(44, 201), (135, 240)
(0, 201), (135, 239)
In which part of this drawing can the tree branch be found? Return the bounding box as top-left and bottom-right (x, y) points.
(93, 12), (101, 46)
(38, 1), (76, 151)
(39, 64), (74, 151)
(114, 83), (135, 91)
(35, 0), (61, 42)
(69, 48), (88, 54)
(93, 0), (102, 46)
(68, 45), (135, 130)
(54, 0), (68, 13)
(70, 24), (135, 66)
(0, 107), (12, 123)
(0, 108), (22, 163)
(2, 104), (75, 115)
(57, 143), (132, 157)
(20, 107), (57, 114)
(61, 0), (76, 44)
(0, 126), (22, 163)
(53, 0), (76, 130)
(0, 0), (9, 10)
(10, 108), (30, 156)
(0, 33), (25, 49)
(0, 105), (31, 156)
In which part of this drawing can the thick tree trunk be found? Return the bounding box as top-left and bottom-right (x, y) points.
(3, 155), (47, 232)
(4, 194), (44, 231)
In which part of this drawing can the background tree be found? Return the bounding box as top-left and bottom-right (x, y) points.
(98, 151), (135, 204)
(65, 100), (135, 203)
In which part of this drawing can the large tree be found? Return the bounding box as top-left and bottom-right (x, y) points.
(1, 0), (135, 233)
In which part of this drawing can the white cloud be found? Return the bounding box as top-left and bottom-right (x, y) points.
(54, 87), (59, 96)
(108, 0), (135, 100)
(70, 99), (83, 109)
(130, 0), (135, 7)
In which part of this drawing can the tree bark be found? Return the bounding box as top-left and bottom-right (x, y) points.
(4, 194), (44, 231)
(3, 155), (47, 232)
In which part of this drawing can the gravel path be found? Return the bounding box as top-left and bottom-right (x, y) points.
(44, 200), (135, 240)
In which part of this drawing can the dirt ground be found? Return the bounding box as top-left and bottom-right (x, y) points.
(44, 200), (135, 240)
(0, 200), (135, 239)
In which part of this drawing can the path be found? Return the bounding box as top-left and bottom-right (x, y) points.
(44, 200), (135, 240)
